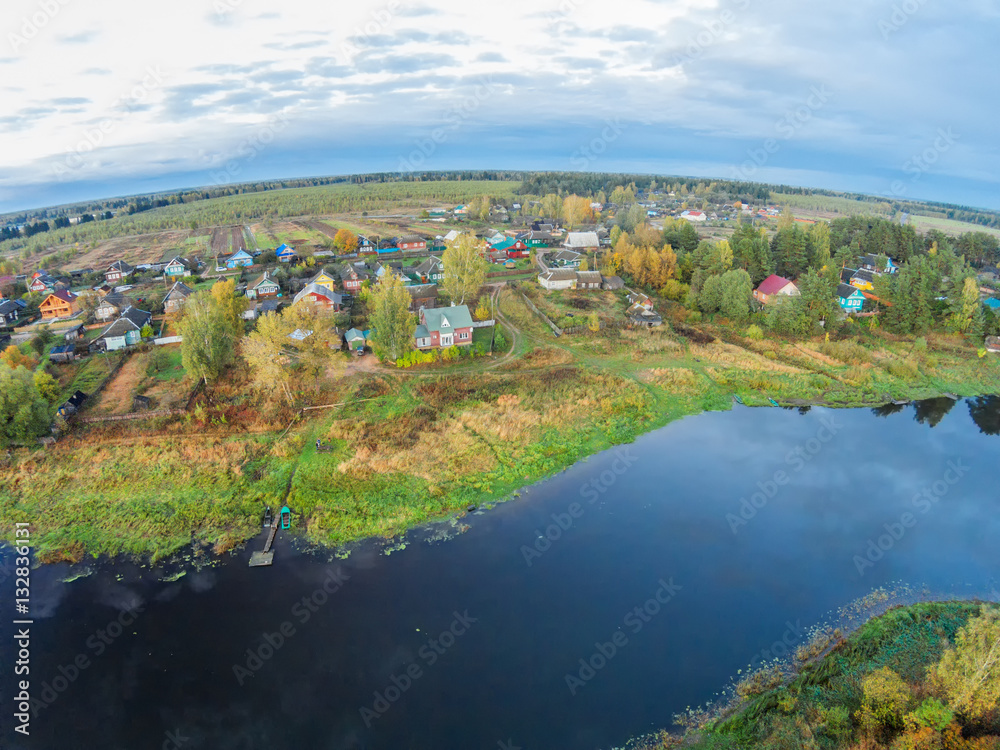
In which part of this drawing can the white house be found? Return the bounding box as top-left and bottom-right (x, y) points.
(680, 210), (707, 223)
(538, 269), (578, 290)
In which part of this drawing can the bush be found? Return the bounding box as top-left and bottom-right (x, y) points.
(907, 698), (953, 732)
(745, 324), (764, 341)
(819, 339), (872, 365)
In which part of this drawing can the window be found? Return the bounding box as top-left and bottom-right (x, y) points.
(458, 331), (469, 340)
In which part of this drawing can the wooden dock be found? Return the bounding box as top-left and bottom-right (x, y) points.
(249, 517), (279, 567)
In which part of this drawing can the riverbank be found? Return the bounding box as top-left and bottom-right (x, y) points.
(629, 599), (999, 750)
(2, 292), (998, 563)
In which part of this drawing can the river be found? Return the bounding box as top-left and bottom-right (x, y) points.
(1, 396), (998, 750)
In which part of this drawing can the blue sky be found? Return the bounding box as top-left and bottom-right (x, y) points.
(2, 0), (999, 213)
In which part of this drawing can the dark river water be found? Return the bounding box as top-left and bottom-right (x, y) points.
(2, 397), (999, 750)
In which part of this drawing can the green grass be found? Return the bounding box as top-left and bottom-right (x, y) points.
(149, 347), (185, 381)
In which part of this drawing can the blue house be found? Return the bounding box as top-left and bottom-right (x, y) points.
(837, 283), (865, 312)
(225, 249), (254, 269)
(275, 244), (296, 263)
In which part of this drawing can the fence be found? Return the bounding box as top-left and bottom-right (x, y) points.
(519, 293), (562, 336)
(562, 319), (629, 335)
(76, 409), (187, 424)
(154, 336), (183, 345)
(471, 319), (496, 329)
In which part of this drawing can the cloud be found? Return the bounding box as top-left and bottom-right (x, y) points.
(58, 30), (100, 44)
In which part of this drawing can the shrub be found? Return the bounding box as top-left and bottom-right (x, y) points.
(819, 339), (872, 365)
(745, 324), (764, 341)
(857, 667), (912, 733)
(907, 698), (953, 732)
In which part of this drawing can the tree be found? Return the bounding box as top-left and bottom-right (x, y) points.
(929, 607), (1000, 721)
(334, 228), (358, 251)
(0, 362), (50, 446)
(281, 301), (342, 376)
(210, 278), (250, 338)
(140, 324), (154, 338)
(368, 272), (415, 363)
(948, 276), (982, 336)
(178, 290), (236, 385)
(540, 193), (563, 220)
(33, 369), (60, 403)
(243, 311), (294, 404)
(441, 233), (488, 305)
(562, 195), (593, 228)
(30, 326), (54, 356)
(857, 667), (912, 733)
(718, 269), (753, 322)
(1, 345), (36, 370)
(587, 312), (600, 332)
(579, 258), (589, 272)
(474, 300), (490, 321)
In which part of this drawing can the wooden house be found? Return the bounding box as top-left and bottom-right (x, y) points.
(246, 272), (280, 300)
(0, 299), (21, 326)
(163, 281), (193, 314)
(275, 244), (297, 263)
(293, 284), (350, 311)
(92, 306), (151, 351)
(837, 283), (865, 312)
(225, 249), (254, 269)
(40, 290), (79, 320)
(163, 256), (195, 278)
(95, 292), (135, 322)
(104, 260), (134, 284)
(753, 275), (800, 304)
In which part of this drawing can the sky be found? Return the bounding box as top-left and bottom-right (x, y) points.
(2, 0), (999, 214)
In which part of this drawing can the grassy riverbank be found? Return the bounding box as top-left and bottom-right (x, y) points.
(632, 600), (1000, 750)
(1, 290), (998, 562)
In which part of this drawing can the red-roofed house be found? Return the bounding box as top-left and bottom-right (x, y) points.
(753, 275), (800, 304)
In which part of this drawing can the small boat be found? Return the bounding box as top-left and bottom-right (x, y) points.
(733, 394), (745, 405)
(280, 505), (291, 530)
(263, 506), (273, 529)
(768, 398), (780, 407)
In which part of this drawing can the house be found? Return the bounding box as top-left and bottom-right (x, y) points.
(104, 260), (134, 284)
(244, 299), (282, 320)
(0, 299), (21, 326)
(95, 292), (135, 321)
(859, 254), (897, 274)
(373, 261), (409, 284)
(849, 269), (876, 291)
(627, 303), (664, 328)
(601, 275), (625, 291)
(92, 306), (151, 351)
(538, 269), (579, 290)
(414, 304), (474, 349)
(246, 272), (280, 300)
(339, 263), (370, 293)
(275, 244), (297, 263)
(49, 344), (76, 363)
(407, 284), (438, 312)
(397, 235), (427, 252)
(163, 256), (195, 278)
(40, 290), (79, 320)
(837, 283), (866, 312)
(307, 268), (339, 291)
(62, 323), (86, 341)
(412, 256), (444, 284)
(986, 336), (1000, 353)
(443, 229), (462, 243)
(551, 250), (582, 268)
(293, 284), (350, 310)
(225, 249), (254, 269)
(57, 390), (87, 418)
(517, 230), (556, 248)
(680, 210), (707, 223)
(575, 271), (603, 290)
(491, 237), (528, 258)
(357, 235), (378, 254)
(345, 328), (368, 352)
(840, 268), (857, 284)
(454, 205), (469, 216)
(753, 275), (800, 304)
(628, 291), (654, 310)
(563, 232), (600, 252)
(27, 271), (57, 294)
(163, 281), (193, 314)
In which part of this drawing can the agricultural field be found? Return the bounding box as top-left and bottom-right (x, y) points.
(906, 213), (1000, 239)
